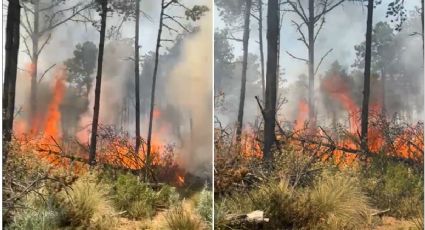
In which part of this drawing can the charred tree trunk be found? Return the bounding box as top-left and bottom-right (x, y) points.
(258, 0), (265, 100)
(263, 0), (279, 161)
(30, 0), (40, 132)
(307, 0), (315, 123)
(89, 0), (107, 166)
(147, 0), (165, 177)
(3, 0), (21, 163)
(135, 0), (141, 155)
(361, 0), (374, 153)
(236, 0), (252, 141)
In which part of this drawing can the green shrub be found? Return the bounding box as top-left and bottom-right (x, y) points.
(361, 158), (424, 218)
(214, 201), (229, 230)
(9, 209), (60, 230)
(112, 173), (179, 219)
(8, 174), (115, 230)
(196, 186), (212, 224)
(164, 205), (204, 230)
(156, 184), (180, 208)
(113, 173), (156, 218)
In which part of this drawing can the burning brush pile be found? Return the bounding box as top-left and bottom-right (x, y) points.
(12, 69), (206, 187)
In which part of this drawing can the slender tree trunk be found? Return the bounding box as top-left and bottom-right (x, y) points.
(307, 0), (315, 122)
(381, 67), (386, 115)
(135, 0), (141, 156)
(236, 0), (252, 141)
(3, 0), (21, 163)
(147, 0), (165, 176)
(361, 0), (374, 153)
(89, 0), (107, 165)
(258, 0), (265, 100)
(263, 0), (279, 161)
(421, 0), (425, 55)
(30, 0), (39, 132)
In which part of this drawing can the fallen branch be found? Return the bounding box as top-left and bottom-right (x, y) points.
(225, 210), (269, 224)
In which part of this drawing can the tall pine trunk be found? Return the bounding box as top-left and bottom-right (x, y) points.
(89, 0), (107, 165)
(30, 0), (39, 132)
(258, 0), (265, 100)
(3, 0), (21, 163)
(263, 0), (279, 161)
(381, 67), (386, 115)
(307, 0), (315, 122)
(135, 0), (141, 155)
(421, 0), (425, 55)
(236, 0), (252, 140)
(147, 0), (165, 177)
(361, 0), (374, 153)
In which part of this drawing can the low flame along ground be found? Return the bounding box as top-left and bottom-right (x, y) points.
(11, 68), (424, 181)
(13, 66), (186, 186)
(239, 74), (423, 166)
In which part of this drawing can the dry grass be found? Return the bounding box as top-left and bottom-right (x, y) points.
(163, 204), (206, 230)
(215, 171), (373, 229)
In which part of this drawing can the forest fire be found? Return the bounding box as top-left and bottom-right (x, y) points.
(237, 73), (423, 167)
(12, 66), (188, 185)
(177, 175), (185, 186)
(294, 99), (309, 131)
(240, 127), (262, 158)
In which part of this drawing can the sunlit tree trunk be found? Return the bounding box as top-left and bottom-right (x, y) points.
(421, 0), (425, 54)
(30, 0), (39, 132)
(258, 0), (265, 100)
(307, 0), (315, 122)
(236, 0), (252, 141)
(147, 0), (165, 177)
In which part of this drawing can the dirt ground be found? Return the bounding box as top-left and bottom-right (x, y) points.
(375, 216), (418, 230)
(115, 197), (202, 230)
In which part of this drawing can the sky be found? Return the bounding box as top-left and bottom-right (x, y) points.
(214, 0), (421, 83)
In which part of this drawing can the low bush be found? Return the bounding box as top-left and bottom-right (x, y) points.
(164, 205), (204, 230)
(112, 173), (179, 219)
(215, 171), (372, 229)
(60, 174), (112, 227)
(9, 207), (60, 230)
(361, 157), (424, 218)
(8, 174), (116, 230)
(305, 172), (371, 229)
(196, 186), (213, 225)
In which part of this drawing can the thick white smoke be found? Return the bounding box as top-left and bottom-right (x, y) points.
(166, 1), (213, 178)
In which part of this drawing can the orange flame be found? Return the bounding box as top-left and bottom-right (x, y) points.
(44, 71), (66, 139)
(177, 175), (185, 186)
(294, 99), (309, 131)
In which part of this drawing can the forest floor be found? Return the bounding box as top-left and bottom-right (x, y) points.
(116, 193), (200, 230)
(375, 217), (417, 230)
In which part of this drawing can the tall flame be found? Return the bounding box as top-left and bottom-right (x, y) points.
(43, 70), (66, 139)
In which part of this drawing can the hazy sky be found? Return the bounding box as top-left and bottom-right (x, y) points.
(214, 0), (421, 83)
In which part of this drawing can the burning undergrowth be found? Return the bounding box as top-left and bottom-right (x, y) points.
(11, 7), (213, 186)
(214, 109), (423, 229)
(217, 74), (423, 167)
(11, 66), (208, 188)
